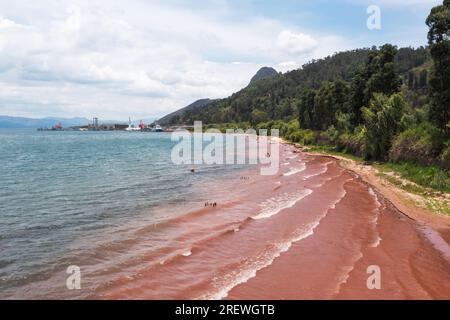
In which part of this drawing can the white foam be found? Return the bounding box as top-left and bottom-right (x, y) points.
(368, 187), (382, 209)
(371, 236), (382, 248)
(312, 170), (345, 188)
(199, 222), (320, 300)
(198, 178), (351, 300)
(303, 161), (333, 180)
(329, 190), (348, 210)
(182, 250), (192, 257)
(160, 248), (192, 265)
(334, 252), (364, 294)
(368, 186), (382, 247)
(252, 189), (313, 220)
(283, 163), (306, 176)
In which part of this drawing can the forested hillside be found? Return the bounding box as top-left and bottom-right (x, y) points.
(167, 0), (449, 182)
(157, 99), (215, 126)
(175, 47), (429, 125)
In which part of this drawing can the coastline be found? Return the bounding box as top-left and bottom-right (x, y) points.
(224, 140), (450, 299)
(297, 144), (450, 243)
(7, 133), (450, 300)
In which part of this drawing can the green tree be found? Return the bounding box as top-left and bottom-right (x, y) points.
(313, 81), (351, 130)
(335, 111), (352, 133)
(350, 45), (402, 127)
(362, 93), (407, 161)
(314, 83), (334, 130)
(250, 109), (269, 126)
(426, 0), (450, 136)
(366, 44), (402, 98)
(298, 89), (316, 129)
(349, 66), (369, 126)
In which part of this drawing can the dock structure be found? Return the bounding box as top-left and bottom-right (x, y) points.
(90, 123), (129, 131)
(38, 117), (167, 132)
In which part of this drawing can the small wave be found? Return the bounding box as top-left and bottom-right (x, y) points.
(0, 259), (15, 269)
(252, 189), (313, 220)
(159, 248), (194, 265)
(199, 222), (320, 300)
(367, 186), (382, 247)
(303, 161), (333, 180)
(368, 187), (382, 209)
(182, 250), (192, 257)
(273, 181), (282, 191)
(328, 181), (351, 210)
(371, 236), (382, 248)
(311, 171), (345, 188)
(283, 163), (306, 176)
(135, 200), (241, 236)
(334, 252), (364, 296)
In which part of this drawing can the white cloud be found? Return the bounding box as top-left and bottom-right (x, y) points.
(0, 16), (20, 29)
(0, 0), (350, 120)
(276, 30), (319, 54)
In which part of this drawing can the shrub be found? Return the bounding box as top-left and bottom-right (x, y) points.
(440, 140), (450, 168)
(326, 125), (340, 145)
(288, 129), (316, 145)
(337, 126), (366, 156)
(389, 123), (443, 166)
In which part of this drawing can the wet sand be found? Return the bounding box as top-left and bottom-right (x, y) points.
(93, 142), (450, 300)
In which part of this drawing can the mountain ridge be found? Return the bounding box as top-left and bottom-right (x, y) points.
(157, 99), (216, 126)
(169, 47), (430, 125)
(157, 67), (278, 125)
(0, 116), (90, 128)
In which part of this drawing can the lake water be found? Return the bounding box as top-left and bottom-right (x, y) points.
(0, 129), (250, 299)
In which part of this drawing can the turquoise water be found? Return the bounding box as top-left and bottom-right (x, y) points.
(0, 129), (248, 298)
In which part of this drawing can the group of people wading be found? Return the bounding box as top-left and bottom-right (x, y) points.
(205, 201), (217, 208)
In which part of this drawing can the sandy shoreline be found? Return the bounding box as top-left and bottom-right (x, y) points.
(299, 146), (450, 244)
(226, 141), (450, 299)
(88, 139), (450, 300)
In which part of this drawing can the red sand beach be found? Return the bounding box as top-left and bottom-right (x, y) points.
(92, 142), (450, 300)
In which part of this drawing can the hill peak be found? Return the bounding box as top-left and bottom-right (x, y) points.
(249, 67), (278, 85)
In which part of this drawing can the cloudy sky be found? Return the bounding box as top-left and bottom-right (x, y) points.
(0, 0), (442, 120)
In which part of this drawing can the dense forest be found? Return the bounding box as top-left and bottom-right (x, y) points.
(167, 1), (450, 179)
